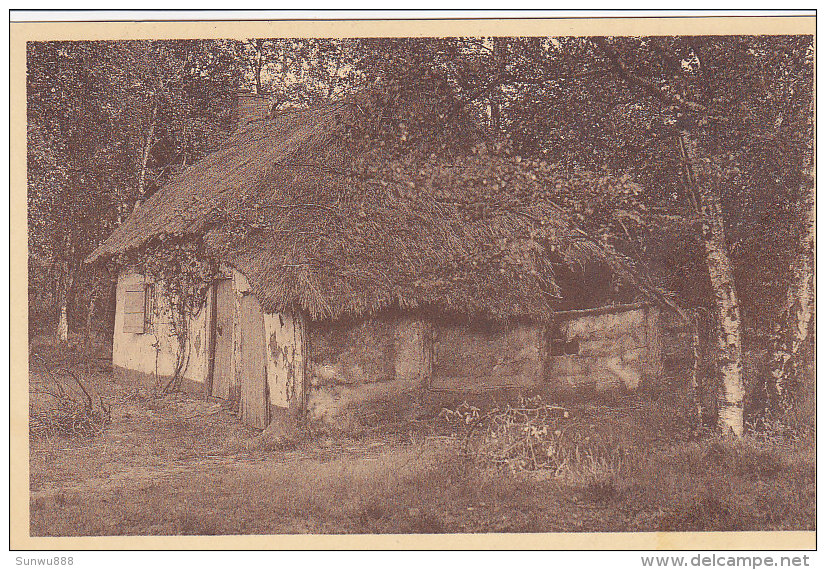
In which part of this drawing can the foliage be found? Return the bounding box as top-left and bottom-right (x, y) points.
(32, 36), (812, 325)
(242, 38), (365, 107)
(352, 36), (813, 348)
(108, 40), (241, 201)
(27, 40), (238, 337)
(238, 35), (813, 322)
(133, 239), (216, 318)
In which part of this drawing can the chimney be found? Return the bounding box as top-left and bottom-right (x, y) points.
(235, 89), (271, 130)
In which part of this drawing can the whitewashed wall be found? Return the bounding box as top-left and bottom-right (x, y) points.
(263, 309), (306, 409)
(114, 265), (306, 428)
(112, 269), (211, 386)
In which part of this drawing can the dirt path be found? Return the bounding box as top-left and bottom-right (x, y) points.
(30, 440), (399, 500)
(31, 455), (276, 500)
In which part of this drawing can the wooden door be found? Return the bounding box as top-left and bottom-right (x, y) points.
(211, 279), (234, 400)
(239, 292), (269, 429)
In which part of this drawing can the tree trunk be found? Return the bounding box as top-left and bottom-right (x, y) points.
(104, 275), (118, 344)
(680, 130), (744, 437)
(84, 286), (99, 349)
(769, 183), (814, 403)
(768, 91), (815, 404)
(326, 47), (342, 100)
(55, 233), (75, 344)
(134, 102), (158, 208)
(253, 40), (265, 95)
(689, 311), (704, 429)
(490, 38), (505, 133)
(56, 267), (74, 343)
(56, 294), (69, 343)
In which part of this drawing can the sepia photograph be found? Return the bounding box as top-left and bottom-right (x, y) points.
(10, 12), (816, 550)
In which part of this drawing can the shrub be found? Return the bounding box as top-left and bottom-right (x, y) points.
(30, 398), (110, 438)
(29, 353), (111, 438)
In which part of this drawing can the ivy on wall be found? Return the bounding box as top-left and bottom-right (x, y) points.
(118, 237), (217, 392)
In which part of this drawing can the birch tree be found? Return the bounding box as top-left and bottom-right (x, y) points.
(585, 36), (812, 433)
(768, 93), (815, 405)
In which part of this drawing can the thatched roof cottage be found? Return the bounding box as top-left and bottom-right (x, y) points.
(88, 90), (665, 430)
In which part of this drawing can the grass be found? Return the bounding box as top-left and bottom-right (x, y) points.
(28, 341), (816, 536)
(31, 433), (815, 536)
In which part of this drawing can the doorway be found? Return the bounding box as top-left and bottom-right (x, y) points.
(210, 278), (234, 400)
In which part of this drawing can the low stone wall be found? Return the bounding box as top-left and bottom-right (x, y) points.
(307, 315), (429, 425)
(305, 305), (665, 426)
(431, 320), (542, 391)
(543, 305), (662, 393)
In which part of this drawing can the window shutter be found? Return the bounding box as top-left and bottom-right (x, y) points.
(123, 287), (147, 334)
(144, 284), (155, 331)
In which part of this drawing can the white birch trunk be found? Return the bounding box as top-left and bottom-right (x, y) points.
(57, 300), (69, 343)
(680, 131), (744, 436)
(55, 233), (75, 344)
(769, 191), (814, 401)
(769, 91), (815, 402)
(134, 102), (158, 209)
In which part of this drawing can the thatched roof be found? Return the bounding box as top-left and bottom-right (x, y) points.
(88, 92), (618, 322)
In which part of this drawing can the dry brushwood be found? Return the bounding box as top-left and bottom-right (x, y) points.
(30, 353), (111, 437)
(440, 396), (628, 476)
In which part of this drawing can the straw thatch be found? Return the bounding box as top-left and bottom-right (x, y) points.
(88, 92), (614, 322)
